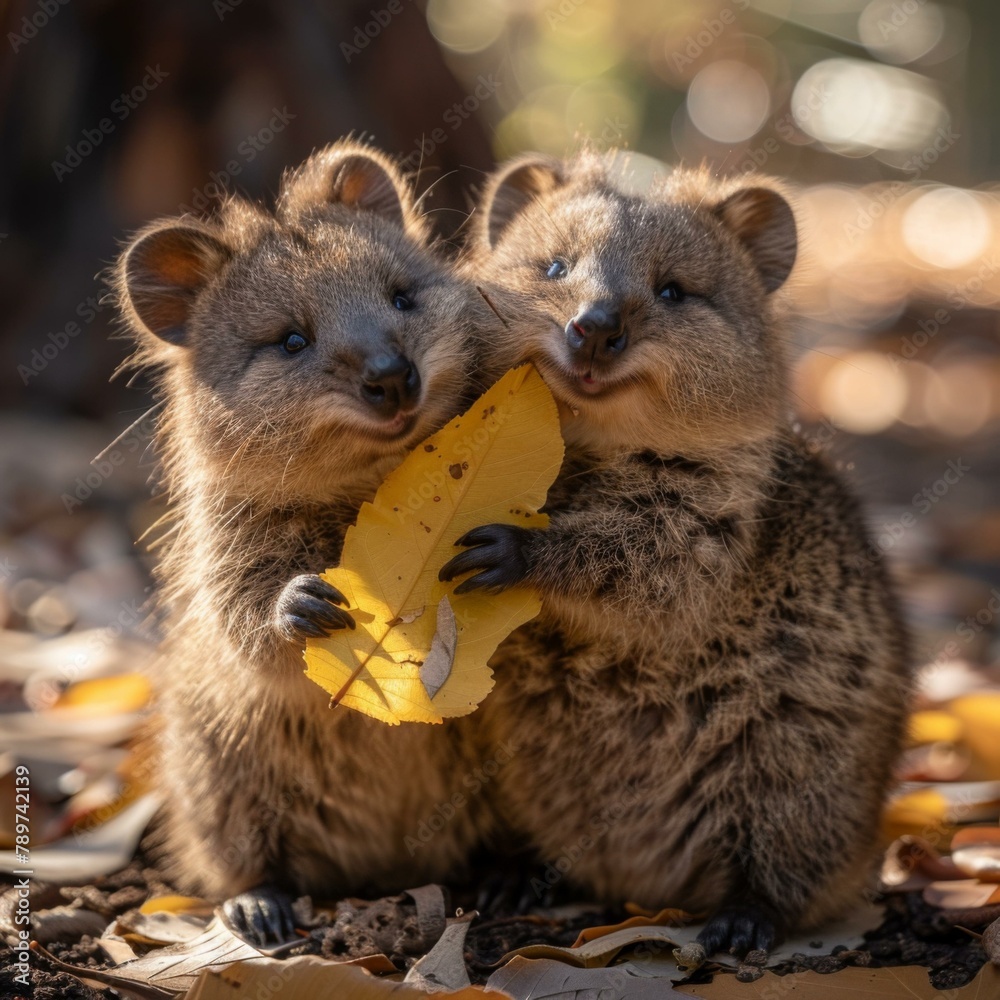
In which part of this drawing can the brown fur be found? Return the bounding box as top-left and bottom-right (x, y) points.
(455, 152), (911, 934)
(114, 140), (492, 901)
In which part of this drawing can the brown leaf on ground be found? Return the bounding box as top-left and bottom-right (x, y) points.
(570, 907), (692, 947)
(183, 954), (511, 999)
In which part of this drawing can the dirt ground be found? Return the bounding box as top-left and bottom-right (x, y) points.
(1, 849), (992, 999)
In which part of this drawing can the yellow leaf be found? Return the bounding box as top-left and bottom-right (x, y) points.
(53, 673), (152, 715)
(907, 710), (963, 746)
(304, 366), (564, 724)
(949, 693), (1000, 778)
(140, 894), (215, 915)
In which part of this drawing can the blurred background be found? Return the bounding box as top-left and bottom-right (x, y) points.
(1, 0), (998, 710)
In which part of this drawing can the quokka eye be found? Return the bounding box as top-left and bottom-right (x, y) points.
(657, 282), (685, 303)
(546, 260), (568, 279)
(393, 291), (414, 311)
(282, 330), (309, 354)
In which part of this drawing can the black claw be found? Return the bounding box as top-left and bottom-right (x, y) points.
(453, 568), (511, 595)
(297, 575), (349, 607)
(276, 573), (356, 642)
(697, 902), (781, 957)
(439, 547), (492, 582)
(223, 884), (296, 946)
(438, 523), (533, 592)
(455, 524), (504, 548)
(475, 854), (556, 917)
(282, 615), (328, 640)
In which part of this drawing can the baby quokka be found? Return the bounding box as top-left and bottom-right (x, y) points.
(442, 152), (910, 954)
(115, 141), (493, 944)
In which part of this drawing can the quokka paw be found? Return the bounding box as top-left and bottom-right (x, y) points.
(274, 573), (355, 642)
(439, 523), (533, 594)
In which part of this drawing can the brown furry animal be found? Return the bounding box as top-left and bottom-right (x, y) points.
(441, 152), (911, 954)
(115, 141), (490, 943)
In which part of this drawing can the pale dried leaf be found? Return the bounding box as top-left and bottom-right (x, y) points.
(506, 902), (883, 969)
(31, 903), (109, 944)
(404, 912), (476, 991)
(182, 954), (511, 999)
(116, 907), (211, 945)
(984, 916), (1000, 965)
(87, 915), (263, 994)
(486, 955), (688, 998)
(420, 596), (457, 699)
(404, 884), (449, 950)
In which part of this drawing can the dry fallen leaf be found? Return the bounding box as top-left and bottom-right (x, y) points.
(305, 365), (564, 724)
(504, 925), (689, 970)
(984, 916), (1000, 965)
(486, 955), (688, 998)
(949, 693), (1000, 778)
(951, 826), (1000, 882)
(54, 672), (153, 715)
(183, 954), (511, 999)
(923, 878), (1000, 908)
(883, 780), (1000, 841)
(57, 915), (263, 995)
(675, 962), (1000, 998)
(571, 907), (692, 947)
(403, 911), (478, 991)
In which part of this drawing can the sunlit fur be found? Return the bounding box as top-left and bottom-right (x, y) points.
(113, 141), (491, 902)
(459, 152), (911, 938)
(466, 156), (792, 457)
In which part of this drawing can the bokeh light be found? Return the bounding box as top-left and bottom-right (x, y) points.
(858, 0), (946, 65)
(817, 351), (909, 434)
(792, 59), (947, 154)
(901, 187), (994, 270)
(687, 60), (771, 143)
(426, 0), (508, 54)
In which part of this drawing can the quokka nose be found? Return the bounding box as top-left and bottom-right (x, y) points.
(360, 353), (421, 417)
(565, 301), (627, 359)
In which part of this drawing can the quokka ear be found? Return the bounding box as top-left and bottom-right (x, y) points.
(279, 141), (422, 237)
(476, 154), (566, 250)
(117, 219), (230, 346)
(713, 186), (797, 293)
